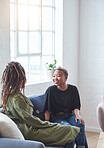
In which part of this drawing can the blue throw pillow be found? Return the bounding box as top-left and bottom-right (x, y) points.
(28, 94), (45, 121)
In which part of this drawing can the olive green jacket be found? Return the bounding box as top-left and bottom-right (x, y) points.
(5, 92), (80, 146)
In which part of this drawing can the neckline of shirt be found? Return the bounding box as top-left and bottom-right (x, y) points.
(54, 84), (70, 93)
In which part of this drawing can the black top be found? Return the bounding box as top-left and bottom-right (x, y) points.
(44, 84), (81, 115)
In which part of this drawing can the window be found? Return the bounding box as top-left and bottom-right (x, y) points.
(10, 0), (63, 84)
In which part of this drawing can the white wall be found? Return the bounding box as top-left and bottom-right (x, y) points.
(79, 0), (104, 132)
(63, 0), (104, 132)
(63, 0), (79, 85)
(0, 0), (10, 102)
(0, 0), (10, 80)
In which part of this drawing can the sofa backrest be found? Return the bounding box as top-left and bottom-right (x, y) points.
(28, 94), (45, 121)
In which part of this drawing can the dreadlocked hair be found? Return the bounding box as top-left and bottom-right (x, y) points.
(1, 61), (26, 113)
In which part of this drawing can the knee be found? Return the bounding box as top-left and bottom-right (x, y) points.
(79, 124), (85, 136)
(75, 121), (84, 128)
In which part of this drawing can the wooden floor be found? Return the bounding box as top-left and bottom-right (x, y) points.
(85, 131), (100, 148)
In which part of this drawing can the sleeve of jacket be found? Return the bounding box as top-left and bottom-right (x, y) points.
(12, 95), (57, 129)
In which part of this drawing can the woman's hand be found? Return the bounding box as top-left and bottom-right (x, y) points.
(74, 109), (85, 125)
(75, 115), (85, 125)
(57, 123), (60, 125)
(45, 111), (50, 121)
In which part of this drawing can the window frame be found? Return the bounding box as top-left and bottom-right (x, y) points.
(10, 0), (63, 84)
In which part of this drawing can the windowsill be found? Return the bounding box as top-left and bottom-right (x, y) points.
(25, 79), (53, 96)
(26, 79), (53, 86)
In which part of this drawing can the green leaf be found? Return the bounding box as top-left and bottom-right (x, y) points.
(45, 59), (57, 70)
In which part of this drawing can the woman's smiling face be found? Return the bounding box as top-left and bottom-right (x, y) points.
(52, 70), (67, 86)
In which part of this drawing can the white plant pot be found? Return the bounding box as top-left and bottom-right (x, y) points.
(46, 69), (55, 80)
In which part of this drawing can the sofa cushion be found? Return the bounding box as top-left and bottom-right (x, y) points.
(0, 112), (24, 139)
(28, 94), (45, 121)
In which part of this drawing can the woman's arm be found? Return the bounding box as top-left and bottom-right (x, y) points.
(45, 110), (50, 121)
(74, 109), (85, 125)
(12, 96), (57, 128)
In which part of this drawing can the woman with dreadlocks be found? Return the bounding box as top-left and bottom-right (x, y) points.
(1, 61), (80, 148)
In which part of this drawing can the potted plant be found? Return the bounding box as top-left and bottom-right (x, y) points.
(45, 59), (57, 79)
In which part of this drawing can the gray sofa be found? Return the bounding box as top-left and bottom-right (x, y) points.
(0, 138), (45, 148)
(0, 94), (63, 148)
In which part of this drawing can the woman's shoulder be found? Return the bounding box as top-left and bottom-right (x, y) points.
(9, 92), (22, 98)
(68, 84), (78, 91)
(8, 92), (25, 102)
(47, 85), (56, 90)
(46, 85), (56, 93)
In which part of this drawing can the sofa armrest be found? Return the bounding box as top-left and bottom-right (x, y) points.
(97, 102), (104, 131)
(0, 138), (45, 148)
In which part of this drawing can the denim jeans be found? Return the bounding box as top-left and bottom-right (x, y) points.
(51, 113), (88, 148)
(64, 141), (75, 148)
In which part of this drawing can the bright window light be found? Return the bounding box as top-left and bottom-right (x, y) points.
(10, 0), (63, 84)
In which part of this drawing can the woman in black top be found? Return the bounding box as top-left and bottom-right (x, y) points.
(44, 67), (88, 148)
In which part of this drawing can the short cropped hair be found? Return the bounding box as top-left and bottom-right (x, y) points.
(56, 67), (68, 76)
